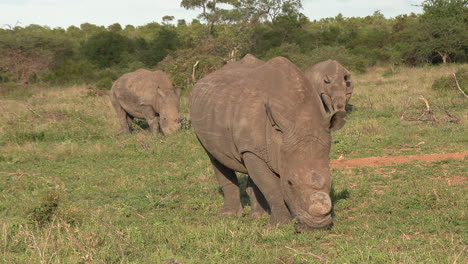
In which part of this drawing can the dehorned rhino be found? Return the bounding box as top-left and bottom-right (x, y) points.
(305, 60), (354, 113)
(190, 56), (346, 231)
(110, 69), (181, 135)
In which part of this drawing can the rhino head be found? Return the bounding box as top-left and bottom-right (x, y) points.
(321, 65), (353, 113)
(266, 101), (346, 232)
(157, 86), (182, 135)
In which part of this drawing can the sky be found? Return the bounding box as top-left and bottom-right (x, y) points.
(0, 0), (423, 29)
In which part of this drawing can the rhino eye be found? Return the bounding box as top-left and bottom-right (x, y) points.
(324, 79), (331, 84)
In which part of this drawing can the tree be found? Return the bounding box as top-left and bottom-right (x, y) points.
(139, 27), (180, 66)
(108, 23), (123, 32)
(180, 0), (232, 34)
(417, 0), (468, 63)
(81, 31), (133, 68)
(0, 25), (73, 85)
(162, 15), (175, 25)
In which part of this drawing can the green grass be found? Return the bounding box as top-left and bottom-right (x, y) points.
(0, 65), (467, 263)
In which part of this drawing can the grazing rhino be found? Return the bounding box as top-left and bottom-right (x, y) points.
(190, 56), (346, 231)
(305, 60), (354, 113)
(110, 69), (181, 135)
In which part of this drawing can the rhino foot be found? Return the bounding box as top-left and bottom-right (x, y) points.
(269, 210), (292, 226)
(249, 210), (269, 218)
(220, 206), (244, 217)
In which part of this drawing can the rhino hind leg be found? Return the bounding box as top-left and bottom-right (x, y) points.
(210, 157), (244, 216)
(243, 152), (292, 226)
(246, 178), (270, 217)
(111, 96), (132, 134)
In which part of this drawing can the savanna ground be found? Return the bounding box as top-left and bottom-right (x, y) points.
(0, 64), (467, 263)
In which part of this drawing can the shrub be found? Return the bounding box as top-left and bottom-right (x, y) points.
(158, 49), (225, 90)
(44, 59), (98, 85)
(96, 77), (114, 90)
(431, 68), (468, 94)
(298, 46), (369, 73)
(81, 31), (134, 68)
(29, 191), (61, 225)
(262, 42), (302, 61)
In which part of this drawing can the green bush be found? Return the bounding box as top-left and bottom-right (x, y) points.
(262, 42), (302, 61)
(96, 77), (114, 90)
(81, 31), (134, 68)
(29, 190), (61, 225)
(0, 72), (12, 83)
(159, 49), (225, 90)
(297, 46), (369, 73)
(44, 59), (98, 85)
(431, 68), (468, 94)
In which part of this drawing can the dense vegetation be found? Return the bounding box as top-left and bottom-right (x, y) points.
(1, 63), (466, 263)
(0, 0), (467, 90)
(1, 1), (467, 263)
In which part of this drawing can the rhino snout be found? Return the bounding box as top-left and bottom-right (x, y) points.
(161, 122), (181, 135)
(308, 192), (332, 216)
(295, 214), (333, 233)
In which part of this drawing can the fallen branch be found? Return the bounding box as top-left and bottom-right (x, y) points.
(404, 96), (437, 122)
(418, 96), (431, 112)
(453, 73), (467, 98)
(191, 60), (199, 83)
(444, 110), (460, 123)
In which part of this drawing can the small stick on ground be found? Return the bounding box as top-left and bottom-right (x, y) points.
(27, 106), (42, 118)
(453, 73), (468, 98)
(285, 246), (328, 263)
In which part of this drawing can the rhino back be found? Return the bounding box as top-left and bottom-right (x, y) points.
(112, 69), (172, 118)
(190, 57), (322, 171)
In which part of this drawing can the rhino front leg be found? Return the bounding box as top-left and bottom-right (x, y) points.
(126, 114), (134, 132)
(210, 157), (244, 216)
(141, 105), (160, 133)
(246, 178), (270, 217)
(243, 152), (292, 226)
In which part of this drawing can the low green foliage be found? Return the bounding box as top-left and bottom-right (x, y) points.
(95, 77), (114, 90)
(0, 65), (467, 263)
(432, 68), (468, 93)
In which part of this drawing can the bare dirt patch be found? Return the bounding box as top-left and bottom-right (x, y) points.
(331, 152), (467, 169)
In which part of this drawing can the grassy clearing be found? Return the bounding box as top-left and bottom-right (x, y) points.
(0, 64), (467, 263)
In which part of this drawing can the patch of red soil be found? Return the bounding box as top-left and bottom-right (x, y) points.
(447, 176), (468, 186)
(331, 152), (467, 169)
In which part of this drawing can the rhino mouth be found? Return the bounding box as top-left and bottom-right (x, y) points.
(294, 214), (333, 233)
(286, 201), (333, 232)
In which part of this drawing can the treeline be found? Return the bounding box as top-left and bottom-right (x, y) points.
(0, 0), (467, 90)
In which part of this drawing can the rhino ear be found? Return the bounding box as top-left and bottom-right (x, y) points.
(324, 110), (346, 131)
(265, 102), (291, 133)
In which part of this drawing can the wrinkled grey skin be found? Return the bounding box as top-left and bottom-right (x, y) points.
(190, 55), (346, 231)
(305, 60), (354, 113)
(110, 69), (181, 135)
